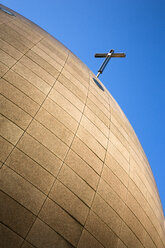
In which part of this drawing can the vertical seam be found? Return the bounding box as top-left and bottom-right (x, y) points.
(76, 76), (112, 248)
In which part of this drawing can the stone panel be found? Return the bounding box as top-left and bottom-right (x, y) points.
(119, 222), (144, 248)
(108, 141), (130, 174)
(0, 114), (23, 145)
(21, 241), (36, 248)
(105, 152), (129, 188)
(42, 97), (79, 133)
(85, 211), (118, 248)
(0, 95), (32, 129)
(54, 81), (84, 111)
(86, 97), (110, 127)
(27, 218), (73, 248)
(1, 78), (40, 116)
(97, 178), (126, 218)
(80, 115), (108, 148)
(35, 107), (74, 146)
(6, 148), (54, 194)
(49, 180), (89, 225)
(48, 88), (82, 122)
(3, 70), (45, 105)
(31, 45), (63, 72)
(65, 149), (99, 190)
(27, 119), (69, 160)
(38, 38), (68, 66)
(102, 165), (128, 202)
(78, 229), (104, 248)
(62, 68), (88, 93)
(76, 125), (106, 161)
(0, 24), (30, 53)
(0, 191), (35, 238)
(7, 20), (42, 44)
(71, 136), (103, 174)
(12, 62), (51, 94)
(0, 48), (16, 67)
(0, 223), (23, 248)
(39, 198), (83, 246)
(58, 72), (87, 103)
(19, 55), (56, 86)
(0, 136), (13, 163)
(84, 106), (109, 137)
(17, 133), (62, 176)
(58, 164), (95, 206)
(0, 166), (46, 214)
(92, 194), (122, 237)
(0, 61), (8, 77)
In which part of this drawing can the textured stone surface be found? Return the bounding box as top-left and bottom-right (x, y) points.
(0, 4), (165, 248)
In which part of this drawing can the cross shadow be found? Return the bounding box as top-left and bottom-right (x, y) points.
(93, 78), (104, 91)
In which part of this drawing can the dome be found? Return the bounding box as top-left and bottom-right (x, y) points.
(0, 5), (165, 248)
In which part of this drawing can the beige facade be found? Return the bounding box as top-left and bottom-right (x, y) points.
(0, 4), (165, 248)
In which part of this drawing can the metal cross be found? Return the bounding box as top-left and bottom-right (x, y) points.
(95, 49), (126, 78)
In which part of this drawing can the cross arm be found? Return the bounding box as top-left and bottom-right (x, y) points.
(95, 53), (126, 58)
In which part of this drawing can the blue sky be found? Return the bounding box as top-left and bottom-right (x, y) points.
(1, 0), (165, 214)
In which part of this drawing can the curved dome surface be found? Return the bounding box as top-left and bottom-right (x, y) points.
(0, 5), (165, 248)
